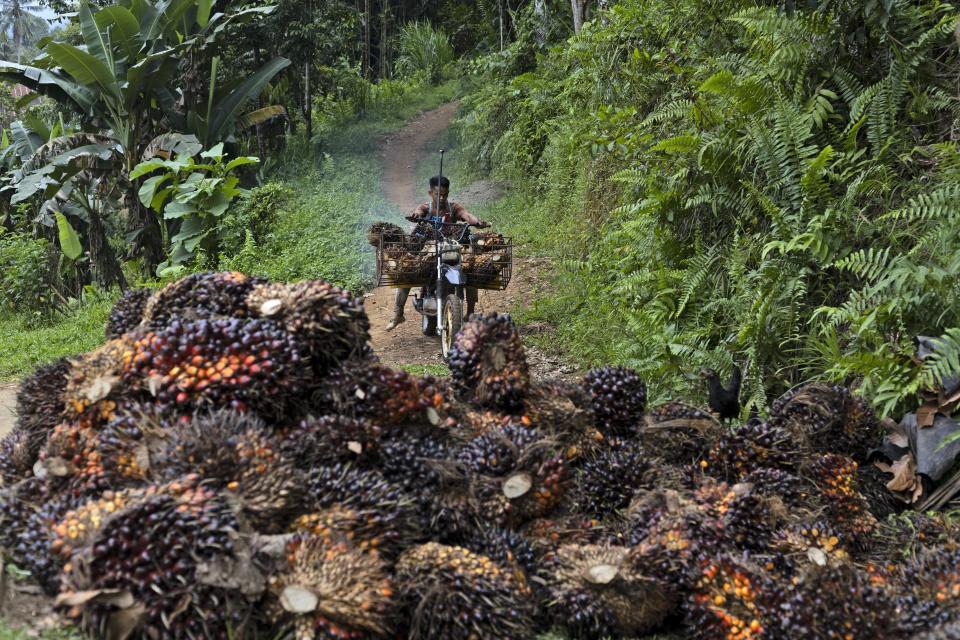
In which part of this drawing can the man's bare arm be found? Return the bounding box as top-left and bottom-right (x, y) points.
(453, 202), (487, 226)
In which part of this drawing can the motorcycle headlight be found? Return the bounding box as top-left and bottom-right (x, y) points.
(441, 242), (461, 263)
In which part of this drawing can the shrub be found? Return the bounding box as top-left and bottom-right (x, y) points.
(220, 182), (293, 257)
(0, 230), (54, 316)
(395, 22), (454, 85)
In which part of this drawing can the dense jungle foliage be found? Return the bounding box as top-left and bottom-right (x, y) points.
(456, 0), (960, 417)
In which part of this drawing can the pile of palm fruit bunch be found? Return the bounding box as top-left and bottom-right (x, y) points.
(4, 272), (960, 639)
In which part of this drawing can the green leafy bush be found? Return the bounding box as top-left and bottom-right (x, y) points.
(0, 230), (54, 316)
(132, 143), (259, 274)
(396, 21), (454, 85)
(220, 182), (292, 256)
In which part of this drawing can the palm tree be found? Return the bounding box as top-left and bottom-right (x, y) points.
(0, 1), (47, 63)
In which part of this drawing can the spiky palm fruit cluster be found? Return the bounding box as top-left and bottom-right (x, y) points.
(306, 464), (423, 557)
(105, 288), (152, 338)
(573, 441), (650, 519)
(696, 482), (780, 551)
(521, 379), (592, 440)
(806, 454), (877, 547)
(61, 475), (248, 639)
(316, 360), (427, 425)
(772, 521), (851, 565)
(857, 463), (905, 519)
(705, 421), (801, 482)
(396, 542), (535, 640)
(15, 491), (85, 594)
(142, 271), (264, 329)
(91, 406), (171, 485)
(293, 505), (410, 559)
(870, 512), (960, 562)
(154, 411), (302, 532)
(246, 279), (370, 374)
(281, 415), (383, 467)
(545, 544), (677, 639)
(40, 421), (113, 493)
(761, 564), (896, 639)
(0, 430), (34, 485)
(0, 478), (79, 594)
(271, 534), (395, 640)
(377, 433), (451, 496)
(741, 467), (809, 507)
(50, 489), (139, 561)
(122, 317), (304, 416)
(689, 557), (768, 640)
(62, 338), (131, 423)
(896, 546), (960, 615)
(463, 524), (544, 587)
(14, 356), (70, 445)
(448, 313), (530, 410)
(583, 366), (647, 435)
(768, 383), (883, 462)
(643, 401), (721, 464)
(523, 514), (607, 548)
(457, 422), (543, 475)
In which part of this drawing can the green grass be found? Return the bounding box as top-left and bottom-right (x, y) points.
(398, 363), (450, 377)
(0, 621), (81, 640)
(0, 295), (115, 382)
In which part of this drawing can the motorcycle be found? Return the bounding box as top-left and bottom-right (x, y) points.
(406, 215), (477, 357)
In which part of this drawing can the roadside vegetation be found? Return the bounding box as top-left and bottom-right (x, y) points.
(455, 0), (960, 419)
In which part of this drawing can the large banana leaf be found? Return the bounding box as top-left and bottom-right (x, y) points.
(43, 42), (119, 99)
(208, 56), (290, 144)
(10, 120), (44, 161)
(94, 6), (143, 61)
(237, 105), (287, 129)
(0, 63), (97, 113)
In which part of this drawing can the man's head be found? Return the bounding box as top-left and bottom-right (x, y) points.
(429, 175), (451, 209)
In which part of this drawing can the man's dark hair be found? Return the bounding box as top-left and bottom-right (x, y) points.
(429, 175), (451, 189)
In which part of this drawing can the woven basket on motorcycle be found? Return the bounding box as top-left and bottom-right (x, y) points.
(367, 221), (404, 247)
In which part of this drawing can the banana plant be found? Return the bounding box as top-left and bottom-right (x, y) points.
(0, 0), (287, 273)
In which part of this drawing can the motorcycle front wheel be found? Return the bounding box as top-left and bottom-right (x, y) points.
(441, 294), (463, 358)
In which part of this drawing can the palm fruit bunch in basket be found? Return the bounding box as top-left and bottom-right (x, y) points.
(366, 221), (404, 246)
(7, 270), (958, 638)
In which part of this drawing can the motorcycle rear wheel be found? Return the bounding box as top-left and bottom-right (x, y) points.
(422, 312), (437, 336)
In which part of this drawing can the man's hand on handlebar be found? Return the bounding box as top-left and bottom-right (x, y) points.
(476, 220), (491, 229)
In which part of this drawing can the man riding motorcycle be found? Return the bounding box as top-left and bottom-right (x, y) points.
(385, 175), (490, 331)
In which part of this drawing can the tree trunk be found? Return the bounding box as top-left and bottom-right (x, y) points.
(499, 0), (505, 51)
(364, 0), (372, 79)
(125, 188), (163, 276)
(88, 207), (127, 291)
(571, 0), (588, 33)
(380, 1), (388, 79)
(303, 61), (313, 141)
(534, 0), (548, 46)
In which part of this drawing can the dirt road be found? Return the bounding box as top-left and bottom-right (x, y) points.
(367, 104), (567, 375)
(0, 384), (16, 437)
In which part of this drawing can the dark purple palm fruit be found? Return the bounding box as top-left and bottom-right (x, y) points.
(583, 366), (647, 436)
(105, 288), (152, 338)
(141, 271), (267, 329)
(447, 313), (530, 410)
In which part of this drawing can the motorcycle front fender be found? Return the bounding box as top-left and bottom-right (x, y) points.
(445, 267), (464, 286)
